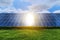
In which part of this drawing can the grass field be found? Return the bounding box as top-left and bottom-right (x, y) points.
(0, 29), (60, 40)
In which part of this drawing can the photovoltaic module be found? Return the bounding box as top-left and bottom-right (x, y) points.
(0, 13), (60, 27)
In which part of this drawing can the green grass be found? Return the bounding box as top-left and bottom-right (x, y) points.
(0, 29), (60, 40)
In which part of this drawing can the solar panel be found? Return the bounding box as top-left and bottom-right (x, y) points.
(0, 13), (60, 27)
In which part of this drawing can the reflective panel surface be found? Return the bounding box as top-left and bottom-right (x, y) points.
(0, 13), (60, 27)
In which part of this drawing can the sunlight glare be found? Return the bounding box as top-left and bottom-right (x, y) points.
(24, 13), (35, 26)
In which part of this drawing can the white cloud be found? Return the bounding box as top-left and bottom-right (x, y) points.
(0, 0), (14, 7)
(0, 7), (17, 13)
(0, 6), (50, 13)
(28, 4), (50, 12)
(3, 7), (19, 13)
(53, 10), (60, 13)
(21, 0), (60, 5)
(0, 9), (3, 13)
(0, 0), (60, 13)
(20, 0), (31, 2)
(22, 0), (60, 12)
(36, 10), (50, 13)
(0, 7), (30, 13)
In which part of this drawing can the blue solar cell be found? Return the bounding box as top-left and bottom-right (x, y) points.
(0, 13), (60, 27)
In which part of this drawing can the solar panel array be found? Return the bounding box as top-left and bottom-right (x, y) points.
(37, 13), (56, 27)
(0, 13), (23, 27)
(54, 13), (60, 26)
(0, 13), (60, 27)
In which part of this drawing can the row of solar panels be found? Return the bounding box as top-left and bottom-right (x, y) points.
(0, 13), (60, 27)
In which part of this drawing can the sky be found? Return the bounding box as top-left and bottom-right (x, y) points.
(0, 0), (60, 13)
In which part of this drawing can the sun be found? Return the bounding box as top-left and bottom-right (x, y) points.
(23, 13), (35, 26)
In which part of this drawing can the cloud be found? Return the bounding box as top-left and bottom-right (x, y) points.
(0, 0), (60, 13)
(0, 0), (14, 7)
(3, 7), (17, 13)
(21, 0), (60, 5)
(24, 0), (60, 12)
(20, 0), (31, 2)
(0, 7), (17, 13)
(0, 7), (30, 13)
(53, 10), (60, 13)
(36, 10), (50, 13)
(0, 9), (3, 13)
(28, 4), (50, 12)
(0, 8), (50, 13)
